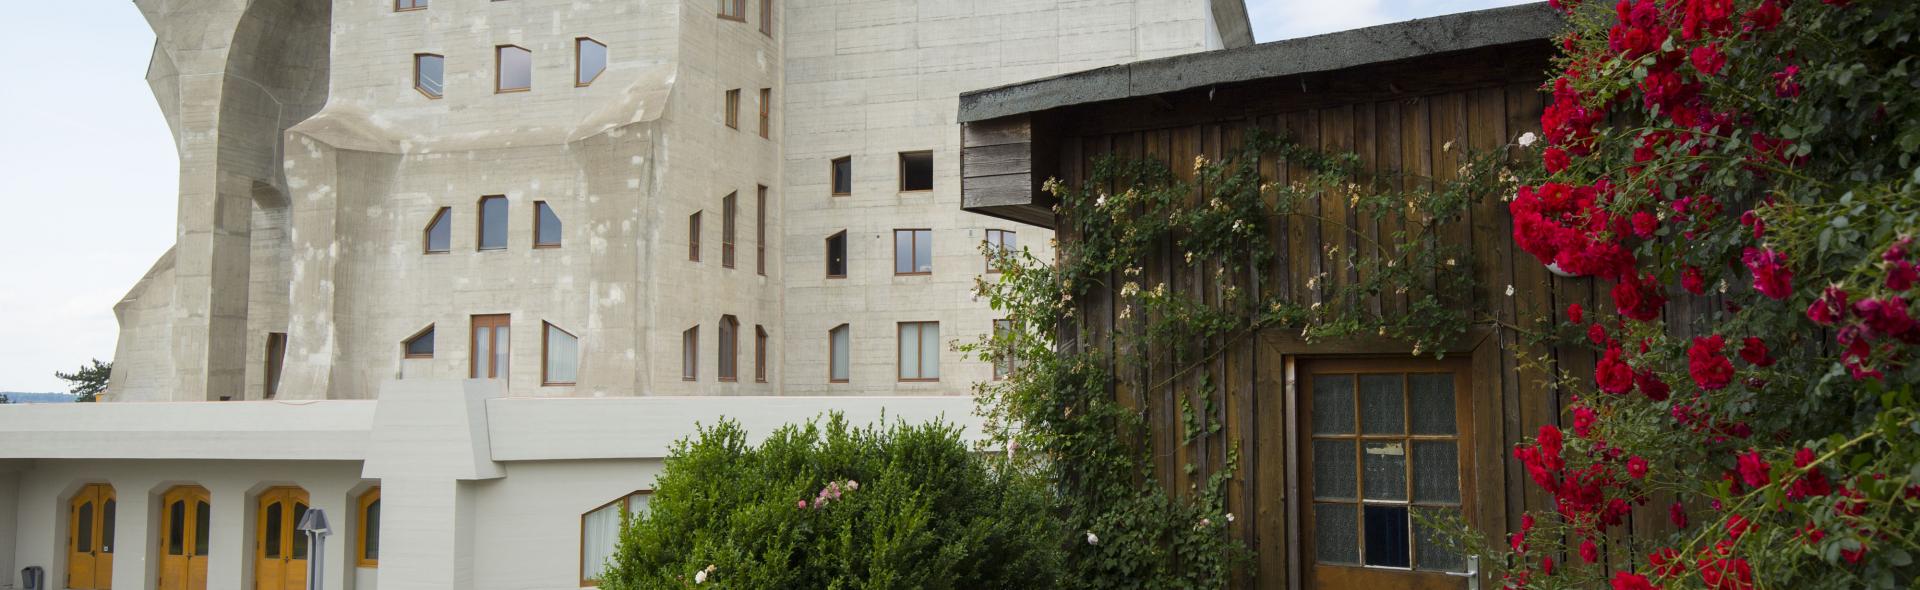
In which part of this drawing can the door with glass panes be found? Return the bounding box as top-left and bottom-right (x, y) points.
(66, 483), (115, 589)
(1300, 359), (1474, 588)
(254, 487), (311, 590)
(157, 485), (210, 590)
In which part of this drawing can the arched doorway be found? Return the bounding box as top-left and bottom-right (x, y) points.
(66, 483), (115, 589)
(157, 485), (210, 590)
(255, 487), (311, 590)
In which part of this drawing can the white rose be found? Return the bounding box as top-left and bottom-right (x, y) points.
(1086, 531), (1099, 545)
(1517, 132), (1538, 147)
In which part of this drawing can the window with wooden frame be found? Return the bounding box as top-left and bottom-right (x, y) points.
(724, 89), (740, 129)
(896, 321), (940, 382)
(470, 314), (510, 380)
(759, 0), (773, 36)
(575, 38), (606, 87)
(992, 319), (1015, 380)
(758, 88), (771, 138)
(496, 45), (531, 93)
(356, 487), (381, 569)
(893, 229), (932, 275)
(756, 186), (768, 275)
(681, 326), (699, 381)
(414, 54), (444, 99)
(403, 325), (434, 359)
(424, 207), (451, 253)
(830, 156), (852, 196)
(265, 332), (287, 399)
(688, 211), (702, 262)
(396, 0), (428, 10)
(580, 491), (649, 586)
(535, 201), (563, 248)
(825, 230), (848, 278)
(1299, 359), (1472, 587)
(478, 196), (508, 251)
(543, 322), (578, 386)
(721, 192), (737, 268)
(898, 151), (933, 192)
(984, 229), (1016, 272)
(718, 0), (746, 20)
(755, 325), (769, 382)
(828, 324), (850, 383)
(718, 315), (739, 382)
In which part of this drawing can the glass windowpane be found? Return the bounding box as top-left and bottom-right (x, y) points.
(76, 502), (93, 552)
(1362, 442), (1408, 501)
(920, 322), (939, 379)
(1359, 374), (1405, 434)
(536, 203), (563, 246)
(265, 502), (282, 557)
(480, 197), (508, 250)
(577, 39), (606, 85)
(474, 327), (491, 378)
(426, 210), (450, 252)
(1362, 505), (1411, 568)
(546, 325), (578, 383)
(416, 55), (443, 97)
(895, 231), (913, 274)
(1313, 503), (1359, 565)
(1311, 375), (1354, 434)
(495, 326), (509, 380)
(1415, 512), (1467, 572)
(291, 503), (309, 557)
(102, 499), (116, 552)
(1312, 439), (1356, 500)
(168, 501), (185, 555)
(364, 499), (381, 561)
(1409, 374), (1457, 435)
(194, 501), (211, 556)
(914, 230), (932, 273)
(498, 46), (531, 91)
(832, 159), (851, 194)
(830, 326), (850, 381)
(1412, 440), (1461, 504)
(407, 328), (434, 357)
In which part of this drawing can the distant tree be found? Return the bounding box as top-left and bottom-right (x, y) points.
(0, 393), (10, 404)
(55, 359), (111, 403)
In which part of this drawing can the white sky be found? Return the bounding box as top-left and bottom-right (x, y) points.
(0, 0), (1534, 393)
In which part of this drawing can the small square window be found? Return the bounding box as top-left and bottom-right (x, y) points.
(396, 0), (428, 11)
(414, 54), (444, 99)
(984, 229), (1016, 272)
(478, 196), (508, 251)
(899, 151), (933, 192)
(496, 45), (531, 93)
(894, 229), (931, 275)
(576, 38), (607, 87)
(534, 202), (562, 248)
(424, 207), (451, 253)
(825, 231), (847, 278)
(831, 157), (852, 196)
(897, 321), (940, 381)
(719, 0), (746, 20)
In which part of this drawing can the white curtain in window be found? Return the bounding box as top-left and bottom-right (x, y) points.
(919, 323), (940, 379)
(580, 502), (622, 582)
(830, 326), (850, 381)
(546, 325), (578, 383)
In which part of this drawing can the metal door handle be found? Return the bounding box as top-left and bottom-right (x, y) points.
(1443, 555), (1480, 590)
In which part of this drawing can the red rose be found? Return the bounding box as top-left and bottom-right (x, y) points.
(1589, 323), (1610, 345)
(1669, 503), (1688, 529)
(1650, 546), (1684, 576)
(1726, 514), (1751, 540)
(1807, 286), (1849, 325)
(1772, 65), (1802, 99)
(1701, 557), (1753, 590)
(1580, 538), (1600, 563)
(1627, 455), (1648, 479)
(1596, 346), (1636, 394)
(1574, 406), (1599, 436)
(1741, 248), (1793, 300)
(1688, 335), (1733, 390)
(1614, 272), (1668, 321)
(1745, 1), (1782, 31)
(1544, 147), (1572, 173)
(1737, 337), (1774, 367)
(1690, 44), (1727, 75)
(1568, 302), (1585, 324)
(1636, 370), (1671, 401)
(1682, 266), (1707, 295)
(1888, 261), (1917, 291)
(1737, 450), (1771, 488)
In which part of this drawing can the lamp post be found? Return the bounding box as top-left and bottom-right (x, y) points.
(295, 507), (331, 590)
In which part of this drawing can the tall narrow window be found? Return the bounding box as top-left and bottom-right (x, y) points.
(829, 324), (850, 383)
(756, 186), (768, 275)
(496, 45), (531, 93)
(724, 89), (741, 129)
(984, 229), (1016, 272)
(581, 492), (649, 586)
(993, 319), (1016, 380)
(721, 193), (737, 268)
(760, 0), (773, 36)
(357, 487), (381, 568)
(479, 196), (508, 250)
(424, 207), (451, 253)
(264, 332), (287, 399)
(899, 151), (933, 192)
(830, 157), (852, 195)
(894, 229), (932, 275)
(396, 0), (428, 10)
(718, 316), (739, 382)
(826, 231), (848, 278)
(414, 54), (444, 99)
(688, 211), (702, 262)
(897, 322), (940, 381)
(682, 326), (699, 381)
(719, 0), (746, 20)
(575, 38), (607, 87)
(758, 88), (771, 138)
(471, 314), (510, 380)
(404, 325), (434, 359)
(755, 325), (769, 382)
(535, 201), (562, 248)
(543, 322), (578, 385)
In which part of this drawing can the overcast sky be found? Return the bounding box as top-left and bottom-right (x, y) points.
(0, 0), (1533, 393)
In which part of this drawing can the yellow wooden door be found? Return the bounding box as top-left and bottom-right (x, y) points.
(255, 487), (310, 590)
(66, 483), (115, 589)
(158, 486), (210, 590)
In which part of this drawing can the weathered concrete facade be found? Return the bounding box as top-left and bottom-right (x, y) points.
(110, 0), (1249, 402)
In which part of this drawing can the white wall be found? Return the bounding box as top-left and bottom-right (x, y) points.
(470, 460), (662, 589)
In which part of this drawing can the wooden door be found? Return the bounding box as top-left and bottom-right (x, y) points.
(1299, 359), (1474, 589)
(471, 314), (511, 379)
(158, 486), (211, 590)
(66, 484), (115, 589)
(255, 487), (310, 590)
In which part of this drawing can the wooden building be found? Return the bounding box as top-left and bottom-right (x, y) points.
(955, 5), (1626, 589)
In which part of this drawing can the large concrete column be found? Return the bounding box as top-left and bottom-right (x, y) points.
(362, 380), (505, 590)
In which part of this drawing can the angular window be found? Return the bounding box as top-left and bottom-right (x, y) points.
(265, 332), (287, 399)
(829, 324), (850, 383)
(534, 201), (562, 248)
(758, 88), (771, 139)
(496, 45), (531, 93)
(581, 492), (649, 585)
(897, 321), (940, 381)
(724, 89), (740, 129)
(985, 229), (1016, 272)
(575, 38), (606, 87)
(688, 211), (702, 262)
(719, 0), (746, 20)
(424, 207), (451, 253)
(718, 315), (739, 382)
(756, 186), (768, 275)
(993, 319), (1016, 380)
(760, 0), (773, 36)
(721, 193), (737, 268)
(755, 325), (769, 383)
(478, 196), (508, 250)
(825, 230), (847, 278)
(404, 326), (434, 359)
(543, 322), (578, 385)
(899, 151), (933, 192)
(414, 54), (444, 99)
(396, 0), (428, 10)
(682, 326), (699, 381)
(894, 229), (932, 275)
(357, 487), (381, 568)
(830, 156), (852, 196)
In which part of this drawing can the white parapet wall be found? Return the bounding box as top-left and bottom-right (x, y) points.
(0, 380), (980, 590)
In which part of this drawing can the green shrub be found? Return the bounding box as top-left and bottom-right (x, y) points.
(598, 413), (1065, 590)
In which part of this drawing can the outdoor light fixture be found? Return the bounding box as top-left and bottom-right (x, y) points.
(295, 508), (331, 590)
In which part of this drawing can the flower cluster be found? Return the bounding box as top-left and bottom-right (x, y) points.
(797, 479), (859, 510)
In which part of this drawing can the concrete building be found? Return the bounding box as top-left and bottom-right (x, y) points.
(5, 1), (1250, 589)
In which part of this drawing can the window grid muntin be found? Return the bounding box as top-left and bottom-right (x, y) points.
(1307, 370), (1464, 573)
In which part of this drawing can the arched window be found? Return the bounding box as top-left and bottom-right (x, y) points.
(718, 316), (739, 382)
(357, 487), (381, 568)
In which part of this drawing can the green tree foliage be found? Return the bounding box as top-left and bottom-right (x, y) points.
(54, 359), (110, 403)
